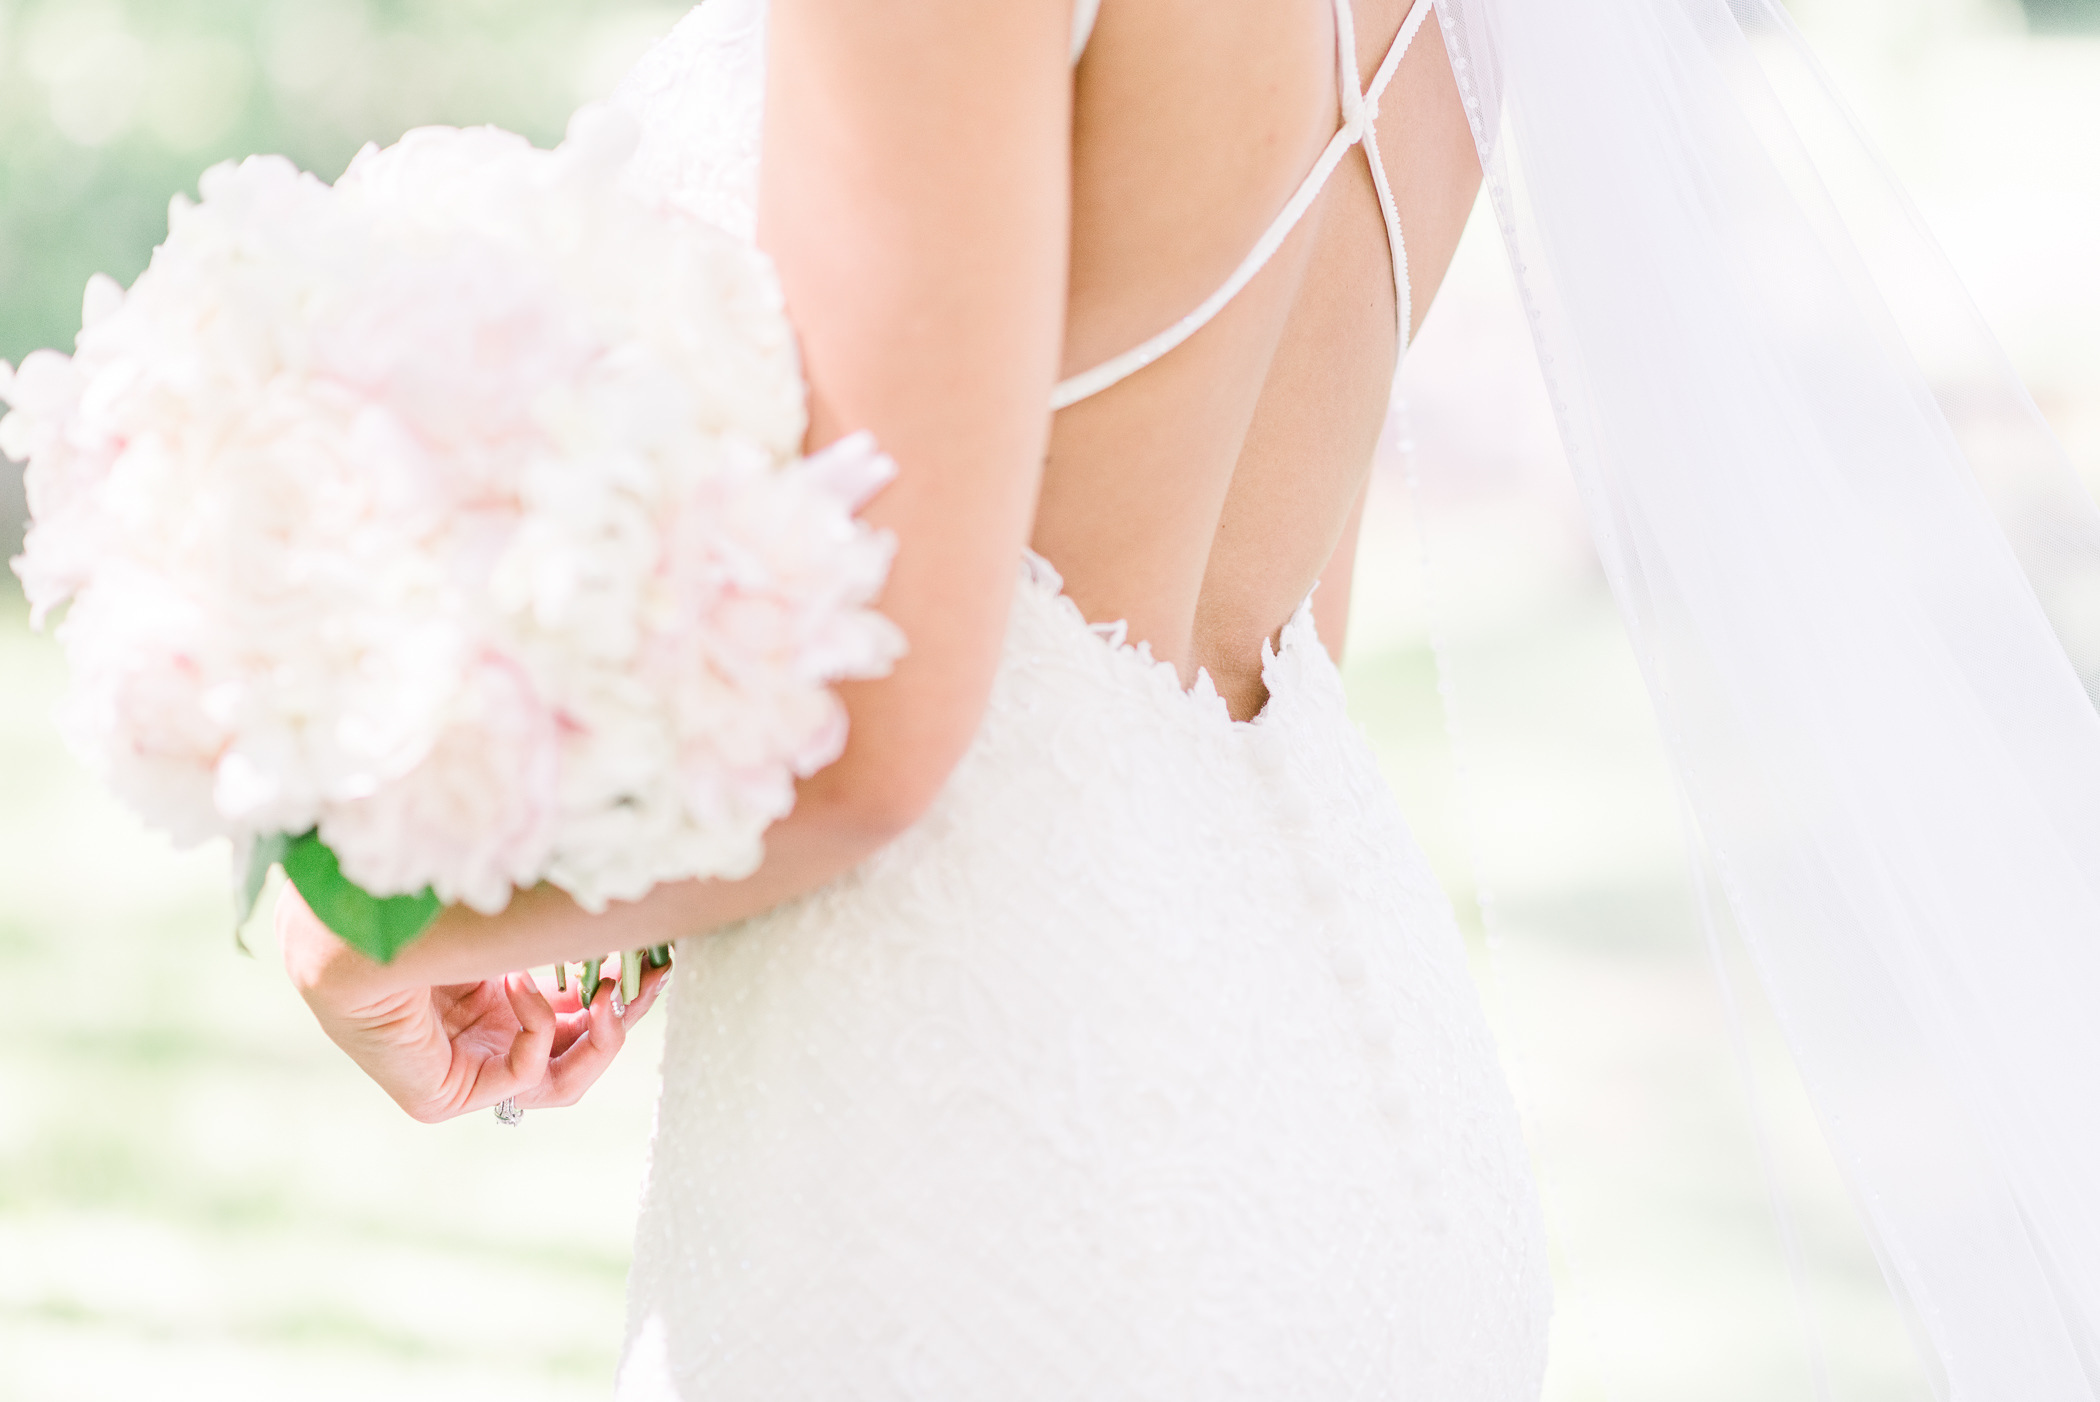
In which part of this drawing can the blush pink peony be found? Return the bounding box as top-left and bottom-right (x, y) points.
(1, 104), (904, 917)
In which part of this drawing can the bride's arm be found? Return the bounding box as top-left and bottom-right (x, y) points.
(287, 0), (1073, 1009)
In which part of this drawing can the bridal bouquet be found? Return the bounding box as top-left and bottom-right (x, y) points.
(0, 107), (905, 980)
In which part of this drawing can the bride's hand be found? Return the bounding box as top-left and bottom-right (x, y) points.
(278, 887), (670, 1123)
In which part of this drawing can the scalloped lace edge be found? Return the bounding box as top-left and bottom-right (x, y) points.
(1017, 548), (1321, 732)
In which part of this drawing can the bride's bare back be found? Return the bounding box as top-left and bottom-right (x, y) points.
(1044, 0), (1481, 717)
(762, 0), (1483, 802)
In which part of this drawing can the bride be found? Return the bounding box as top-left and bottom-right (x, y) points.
(284, 0), (2100, 1395)
(287, 0), (1550, 1391)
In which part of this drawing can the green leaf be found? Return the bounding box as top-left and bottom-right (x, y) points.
(280, 831), (442, 965)
(234, 832), (291, 933)
(231, 831), (293, 955)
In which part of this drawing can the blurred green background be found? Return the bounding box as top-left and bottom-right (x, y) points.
(0, 0), (692, 560)
(0, 3), (688, 1398)
(2, 0), (2097, 1399)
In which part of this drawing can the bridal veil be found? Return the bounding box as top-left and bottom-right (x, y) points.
(1425, 0), (2100, 1394)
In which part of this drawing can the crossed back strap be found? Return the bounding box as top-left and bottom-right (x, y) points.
(1053, 0), (1436, 411)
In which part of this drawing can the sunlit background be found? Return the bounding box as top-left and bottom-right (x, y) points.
(2, 0), (2096, 1397)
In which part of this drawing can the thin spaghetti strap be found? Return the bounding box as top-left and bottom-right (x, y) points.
(1049, 124), (1364, 411)
(1333, 0), (1366, 130)
(1359, 0), (1436, 353)
(1367, 0), (1436, 111)
(1051, 0), (1433, 410)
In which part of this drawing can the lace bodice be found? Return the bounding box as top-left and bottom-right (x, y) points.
(614, 0), (769, 243)
(615, 557), (1551, 1397)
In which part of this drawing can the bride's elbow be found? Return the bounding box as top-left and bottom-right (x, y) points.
(806, 747), (957, 850)
(816, 770), (946, 851)
(796, 590), (1011, 853)
(799, 700), (980, 851)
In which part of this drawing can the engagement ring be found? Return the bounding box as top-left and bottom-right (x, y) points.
(494, 1097), (523, 1127)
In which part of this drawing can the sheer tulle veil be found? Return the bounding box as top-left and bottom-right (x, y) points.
(1424, 0), (2100, 1393)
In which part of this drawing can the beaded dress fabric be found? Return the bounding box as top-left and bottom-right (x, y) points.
(610, 3), (1551, 1397)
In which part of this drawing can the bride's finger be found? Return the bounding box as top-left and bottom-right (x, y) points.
(515, 959), (674, 1109)
(532, 968), (589, 1018)
(547, 1003), (595, 1059)
(530, 974), (633, 1107)
(625, 955), (672, 1023)
(531, 985), (613, 1107)
(492, 971), (557, 1094)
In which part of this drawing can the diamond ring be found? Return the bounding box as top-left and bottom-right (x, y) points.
(494, 1097), (524, 1127)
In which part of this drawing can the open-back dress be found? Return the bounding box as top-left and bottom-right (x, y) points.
(609, 1), (1552, 1395)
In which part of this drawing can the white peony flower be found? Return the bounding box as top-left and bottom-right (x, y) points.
(1, 105), (904, 926)
(320, 657), (561, 913)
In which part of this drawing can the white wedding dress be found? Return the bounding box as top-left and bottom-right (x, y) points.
(610, 2), (1551, 1396)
